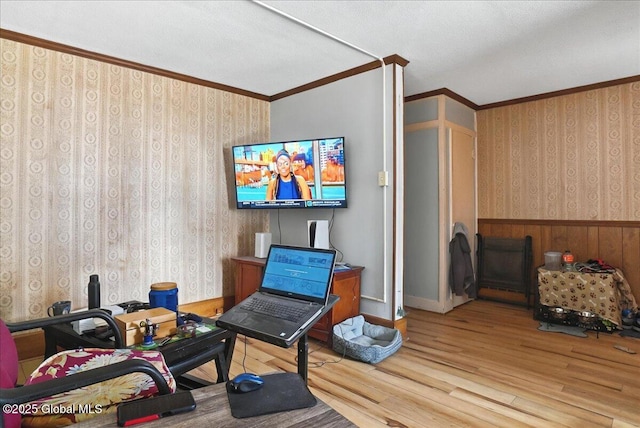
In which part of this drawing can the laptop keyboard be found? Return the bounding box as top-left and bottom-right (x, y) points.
(240, 298), (309, 322)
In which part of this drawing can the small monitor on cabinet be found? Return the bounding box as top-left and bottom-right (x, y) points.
(231, 137), (347, 209)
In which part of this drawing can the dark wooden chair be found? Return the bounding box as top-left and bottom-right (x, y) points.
(476, 234), (533, 308)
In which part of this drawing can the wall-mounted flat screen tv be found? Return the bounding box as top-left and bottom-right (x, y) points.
(232, 137), (347, 209)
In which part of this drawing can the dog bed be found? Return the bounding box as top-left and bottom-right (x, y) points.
(332, 315), (402, 364)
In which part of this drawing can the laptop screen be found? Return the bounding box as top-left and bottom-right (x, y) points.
(260, 245), (336, 304)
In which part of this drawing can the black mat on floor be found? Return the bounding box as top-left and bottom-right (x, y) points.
(226, 372), (317, 419)
(619, 329), (640, 339)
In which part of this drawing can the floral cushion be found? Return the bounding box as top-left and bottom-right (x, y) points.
(21, 348), (176, 427)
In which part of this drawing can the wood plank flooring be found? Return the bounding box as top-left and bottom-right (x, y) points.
(187, 300), (640, 427)
(19, 300), (639, 427)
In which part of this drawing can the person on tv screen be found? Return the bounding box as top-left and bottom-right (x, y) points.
(266, 149), (312, 200)
(321, 157), (344, 183)
(291, 152), (314, 182)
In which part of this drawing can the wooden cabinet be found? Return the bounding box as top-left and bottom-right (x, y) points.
(231, 257), (266, 305)
(231, 256), (363, 344)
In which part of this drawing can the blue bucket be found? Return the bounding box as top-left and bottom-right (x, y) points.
(149, 282), (178, 313)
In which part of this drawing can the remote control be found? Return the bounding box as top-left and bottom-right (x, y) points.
(182, 313), (203, 323)
(117, 391), (196, 426)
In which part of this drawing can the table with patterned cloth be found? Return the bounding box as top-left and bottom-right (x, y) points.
(537, 268), (638, 328)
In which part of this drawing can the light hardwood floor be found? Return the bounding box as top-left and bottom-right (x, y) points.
(192, 300), (639, 428)
(19, 300), (640, 427)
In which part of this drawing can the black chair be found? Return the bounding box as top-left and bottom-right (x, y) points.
(476, 234), (533, 308)
(1, 310), (173, 428)
(39, 310), (232, 387)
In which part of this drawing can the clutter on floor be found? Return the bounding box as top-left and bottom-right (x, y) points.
(613, 344), (636, 354)
(537, 322), (588, 338)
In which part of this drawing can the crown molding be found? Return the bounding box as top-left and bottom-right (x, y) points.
(3, 28), (636, 109)
(270, 54), (409, 101)
(0, 28), (271, 101)
(405, 75), (640, 111)
(476, 75), (640, 110)
(405, 88), (479, 110)
(2, 29), (410, 103)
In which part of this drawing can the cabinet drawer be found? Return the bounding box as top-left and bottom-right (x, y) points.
(234, 263), (263, 305)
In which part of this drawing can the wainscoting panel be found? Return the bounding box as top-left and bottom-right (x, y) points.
(478, 219), (640, 304)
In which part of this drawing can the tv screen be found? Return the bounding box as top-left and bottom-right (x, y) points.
(232, 137), (347, 209)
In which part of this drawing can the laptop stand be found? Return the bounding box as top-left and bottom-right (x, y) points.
(239, 294), (339, 385)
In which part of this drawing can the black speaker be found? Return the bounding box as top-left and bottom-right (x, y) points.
(309, 221), (317, 247)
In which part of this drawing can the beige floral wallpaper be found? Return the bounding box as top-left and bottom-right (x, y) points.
(0, 40), (270, 321)
(477, 82), (640, 221)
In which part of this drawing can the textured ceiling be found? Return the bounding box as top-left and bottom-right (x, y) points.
(1, 0), (638, 105)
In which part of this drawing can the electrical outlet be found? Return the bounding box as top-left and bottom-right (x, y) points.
(378, 171), (388, 186)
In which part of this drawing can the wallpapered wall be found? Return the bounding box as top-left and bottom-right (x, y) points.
(0, 40), (270, 321)
(477, 82), (640, 221)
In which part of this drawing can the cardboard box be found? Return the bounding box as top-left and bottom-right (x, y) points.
(114, 307), (177, 346)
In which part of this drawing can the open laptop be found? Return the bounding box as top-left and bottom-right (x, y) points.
(216, 244), (336, 347)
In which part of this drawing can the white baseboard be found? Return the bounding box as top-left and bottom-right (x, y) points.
(404, 295), (450, 314)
